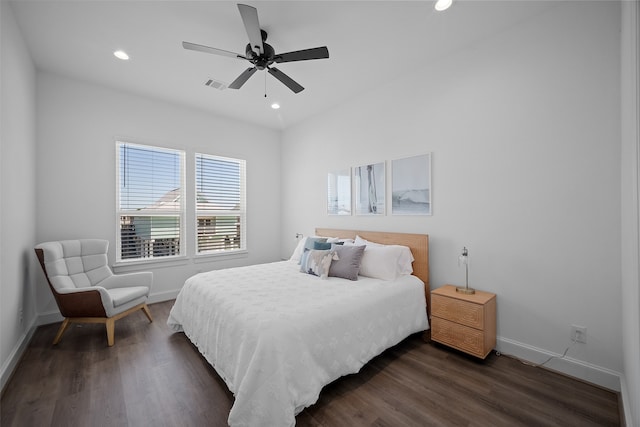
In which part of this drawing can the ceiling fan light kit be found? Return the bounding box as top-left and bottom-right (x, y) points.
(183, 3), (329, 94)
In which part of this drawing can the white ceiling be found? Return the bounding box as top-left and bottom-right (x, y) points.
(9, 0), (556, 130)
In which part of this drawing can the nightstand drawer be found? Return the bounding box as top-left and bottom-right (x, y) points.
(431, 294), (484, 329)
(431, 317), (485, 357)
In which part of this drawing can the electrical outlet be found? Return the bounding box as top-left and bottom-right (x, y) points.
(18, 308), (23, 325)
(570, 325), (587, 343)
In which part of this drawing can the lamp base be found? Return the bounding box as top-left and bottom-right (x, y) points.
(456, 286), (476, 295)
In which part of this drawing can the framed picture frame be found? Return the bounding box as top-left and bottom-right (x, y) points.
(327, 168), (351, 215)
(391, 153), (432, 215)
(354, 161), (385, 215)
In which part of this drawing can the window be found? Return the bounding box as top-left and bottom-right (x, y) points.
(116, 142), (185, 262)
(195, 153), (246, 254)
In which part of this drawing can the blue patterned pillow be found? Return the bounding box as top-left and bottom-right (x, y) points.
(304, 237), (327, 250)
(294, 237), (329, 264)
(313, 241), (332, 250)
(300, 249), (339, 279)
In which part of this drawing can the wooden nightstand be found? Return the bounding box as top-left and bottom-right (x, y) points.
(431, 284), (496, 359)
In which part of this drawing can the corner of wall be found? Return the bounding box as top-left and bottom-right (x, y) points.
(0, 0), (39, 394)
(620, 0), (640, 425)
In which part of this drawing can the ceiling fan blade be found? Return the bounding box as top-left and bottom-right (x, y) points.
(274, 46), (329, 63)
(228, 67), (257, 89)
(182, 41), (246, 60)
(268, 67), (304, 94)
(237, 4), (263, 55)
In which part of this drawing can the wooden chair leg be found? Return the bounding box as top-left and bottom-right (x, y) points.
(52, 303), (151, 347)
(53, 318), (71, 345)
(105, 318), (115, 347)
(141, 304), (153, 323)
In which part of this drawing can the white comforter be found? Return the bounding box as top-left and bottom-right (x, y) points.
(167, 261), (429, 427)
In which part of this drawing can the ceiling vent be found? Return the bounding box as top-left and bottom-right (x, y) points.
(204, 78), (227, 90)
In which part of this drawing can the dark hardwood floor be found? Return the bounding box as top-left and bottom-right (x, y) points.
(1, 300), (620, 427)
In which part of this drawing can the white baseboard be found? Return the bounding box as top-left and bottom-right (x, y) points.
(619, 376), (635, 427)
(148, 289), (180, 304)
(38, 310), (64, 326)
(0, 318), (38, 393)
(497, 336), (622, 392)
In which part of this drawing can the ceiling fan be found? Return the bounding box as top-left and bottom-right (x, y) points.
(183, 3), (329, 94)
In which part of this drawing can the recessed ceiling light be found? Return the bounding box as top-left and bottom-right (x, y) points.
(434, 0), (453, 12)
(113, 50), (129, 60)
(271, 103), (280, 110)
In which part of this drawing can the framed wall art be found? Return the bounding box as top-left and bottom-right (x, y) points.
(391, 153), (431, 215)
(327, 168), (351, 215)
(354, 162), (385, 215)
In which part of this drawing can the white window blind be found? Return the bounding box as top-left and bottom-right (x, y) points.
(116, 142), (185, 261)
(195, 153), (246, 254)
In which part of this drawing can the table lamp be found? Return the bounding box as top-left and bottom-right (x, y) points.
(456, 246), (475, 295)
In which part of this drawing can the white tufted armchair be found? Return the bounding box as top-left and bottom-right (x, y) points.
(34, 239), (153, 346)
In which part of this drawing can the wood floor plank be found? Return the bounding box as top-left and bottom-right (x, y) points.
(1, 300), (621, 427)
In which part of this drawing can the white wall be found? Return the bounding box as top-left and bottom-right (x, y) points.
(0, 1), (38, 389)
(35, 72), (282, 317)
(620, 0), (640, 425)
(2, 0), (634, 416)
(281, 1), (623, 390)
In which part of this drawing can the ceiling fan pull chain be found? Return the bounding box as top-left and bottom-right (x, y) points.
(264, 71), (267, 98)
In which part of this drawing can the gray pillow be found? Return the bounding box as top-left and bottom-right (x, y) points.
(328, 245), (366, 281)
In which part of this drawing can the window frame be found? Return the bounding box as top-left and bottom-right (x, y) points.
(194, 152), (247, 258)
(115, 141), (186, 264)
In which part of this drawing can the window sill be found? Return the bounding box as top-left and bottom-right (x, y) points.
(113, 256), (189, 273)
(194, 250), (248, 263)
(113, 251), (249, 273)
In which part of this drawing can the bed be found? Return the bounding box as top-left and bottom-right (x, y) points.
(167, 228), (430, 427)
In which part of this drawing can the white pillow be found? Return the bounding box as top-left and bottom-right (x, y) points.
(358, 245), (401, 280)
(337, 238), (355, 245)
(355, 236), (415, 280)
(289, 237), (308, 262)
(326, 237), (355, 245)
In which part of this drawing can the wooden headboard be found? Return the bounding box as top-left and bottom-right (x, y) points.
(315, 228), (430, 317)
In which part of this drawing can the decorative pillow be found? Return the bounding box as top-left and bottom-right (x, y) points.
(305, 237), (328, 250)
(300, 249), (338, 279)
(355, 235), (414, 276)
(313, 241), (332, 250)
(299, 248), (311, 267)
(290, 237), (329, 263)
(314, 241), (344, 250)
(328, 244), (366, 281)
